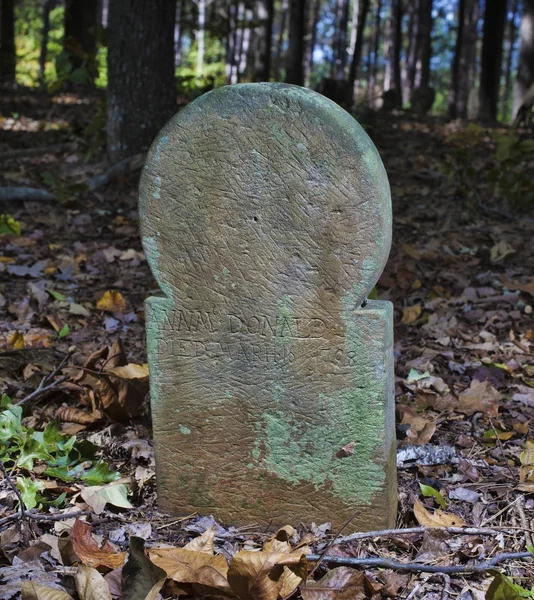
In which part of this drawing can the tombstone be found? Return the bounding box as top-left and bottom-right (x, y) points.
(139, 83), (396, 531)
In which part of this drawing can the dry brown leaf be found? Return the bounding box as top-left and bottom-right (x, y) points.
(300, 566), (367, 600)
(227, 550), (307, 600)
(107, 363), (149, 380)
(184, 527), (215, 555)
(398, 406), (436, 445)
(96, 290), (126, 313)
(74, 565), (112, 600)
(70, 520), (126, 570)
(121, 537), (167, 600)
(504, 277), (534, 297)
(262, 526), (295, 553)
(401, 305), (422, 325)
(55, 406), (101, 425)
(149, 546), (232, 596)
(456, 380), (502, 416)
(21, 582), (73, 600)
(413, 500), (467, 527)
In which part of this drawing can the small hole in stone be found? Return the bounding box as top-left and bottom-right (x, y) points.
(253, 216), (258, 222)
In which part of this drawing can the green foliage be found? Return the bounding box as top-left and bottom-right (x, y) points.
(419, 482), (446, 509)
(0, 398), (120, 510)
(177, 36), (226, 96)
(0, 215), (22, 236)
(40, 171), (88, 202)
(490, 131), (534, 210)
(486, 571), (534, 599)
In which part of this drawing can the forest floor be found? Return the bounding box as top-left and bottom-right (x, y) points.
(0, 88), (534, 599)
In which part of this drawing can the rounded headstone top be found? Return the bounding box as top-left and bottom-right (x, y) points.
(139, 83), (391, 310)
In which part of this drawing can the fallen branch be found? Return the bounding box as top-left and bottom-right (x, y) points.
(332, 524), (532, 545)
(0, 461), (25, 519)
(0, 143), (74, 160)
(306, 551), (533, 574)
(0, 509), (89, 529)
(15, 349), (73, 406)
(0, 153), (145, 203)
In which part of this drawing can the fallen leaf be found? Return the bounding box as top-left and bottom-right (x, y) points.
(398, 406), (436, 445)
(21, 582), (73, 600)
(75, 565), (112, 600)
(456, 380), (502, 416)
(262, 526), (296, 554)
(121, 537), (166, 600)
(413, 500), (467, 527)
(80, 483), (133, 515)
(184, 527), (216, 555)
(300, 567), (366, 600)
(401, 305), (422, 325)
(97, 291), (126, 313)
(70, 520), (126, 570)
(227, 550), (307, 600)
(55, 406), (101, 425)
(107, 363), (149, 380)
(8, 330), (24, 349)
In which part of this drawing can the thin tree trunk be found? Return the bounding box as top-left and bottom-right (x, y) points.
(106, 0), (176, 160)
(175, 0), (184, 67)
(332, 0), (350, 80)
(347, 0), (370, 105)
(449, 0), (479, 119)
(304, 0), (320, 86)
(196, 0), (206, 79)
(513, 0), (534, 119)
(416, 0), (432, 88)
(239, 5), (252, 78)
(501, 0), (518, 120)
(64, 0), (98, 75)
(274, 0), (288, 80)
(286, 0), (305, 84)
(0, 0), (16, 82)
(254, 0), (273, 81)
(226, 0), (238, 83)
(231, 1), (245, 83)
(478, 0), (507, 120)
(385, 0), (402, 104)
(39, 0), (52, 85)
(368, 0), (382, 105)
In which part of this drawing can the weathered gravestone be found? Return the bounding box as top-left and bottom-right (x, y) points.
(139, 83), (396, 530)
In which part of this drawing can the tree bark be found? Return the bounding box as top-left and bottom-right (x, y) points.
(478, 0), (507, 121)
(39, 0), (52, 86)
(0, 0), (16, 82)
(368, 0), (383, 105)
(286, 0), (305, 85)
(513, 0), (534, 119)
(196, 0), (206, 79)
(384, 0), (402, 105)
(274, 0), (288, 80)
(107, 0), (176, 160)
(254, 0), (274, 81)
(449, 0), (479, 119)
(64, 0), (98, 73)
(175, 0), (184, 67)
(347, 0), (370, 105)
(304, 0), (320, 86)
(501, 0), (518, 120)
(416, 0), (432, 88)
(332, 0), (350, 80)
(238, 5), (253, 79)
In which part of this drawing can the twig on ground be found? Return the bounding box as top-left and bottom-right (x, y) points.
(306, 551), (533, 574)
(309, 510), (358, 577)
(331, 524), (527, 545)
(0, 508), (89, 528)
(488, 415), (518, 483)
(0, 460), (25, 520)
(16, 349), (74, 406)
(516, 496), (533, 548)
(481, 496), (523, 527)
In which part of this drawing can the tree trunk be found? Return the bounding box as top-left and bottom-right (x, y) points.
(304, 0), (320, 86)
(332, 0), (350, 80)
(274, 0), (288, 80)
(286, 0), (305, 84)
(478, 0), (507, 121)
(0, 0), (16, 82)
(254, 0), (273, 81)
(196, 0), (206, 79)
(225, 0), (238, 83)
(347, 0), (370, 105)
(416, 0), (432, 88)
(64, 0), (98, 73)
(385, 0), (402, 104)
(368, 0), (382, 105)
(107, 0), (176, 160)
(513, 0), (534, 119)
(231, 1), (245, 83)
(238, 5), (252, 79)
(175, 0), (184, 67)
(449, 0), (479, 119)
(39, 0), (52, 85)
(501, 0), (518, 120)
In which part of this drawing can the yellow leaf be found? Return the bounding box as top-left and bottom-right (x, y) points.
(96, 290), (126, 313)
(184, 526), (215, 555)
(149, 547), (231, 595)
(75, 565), (112, 600)
(402, 244), (422, 260)
(401, 305), (422, 325)
(520, 440), (534, 466)
(8, 330), (24, 349)
(227, 550), (307, 600)
(413, 500), (467, 527)
(107, 363), (149, 380)
(21, 582), (73, 600)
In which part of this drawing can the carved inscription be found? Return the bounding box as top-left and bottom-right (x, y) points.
(152, 307), (357, 373)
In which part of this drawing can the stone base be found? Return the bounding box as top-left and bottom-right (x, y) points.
(146, 297), (397, 531)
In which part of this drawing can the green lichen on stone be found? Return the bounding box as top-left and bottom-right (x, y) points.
(179, 425), (191, 435)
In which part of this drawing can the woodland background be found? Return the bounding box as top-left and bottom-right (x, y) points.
(0, 1), (534, 599)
